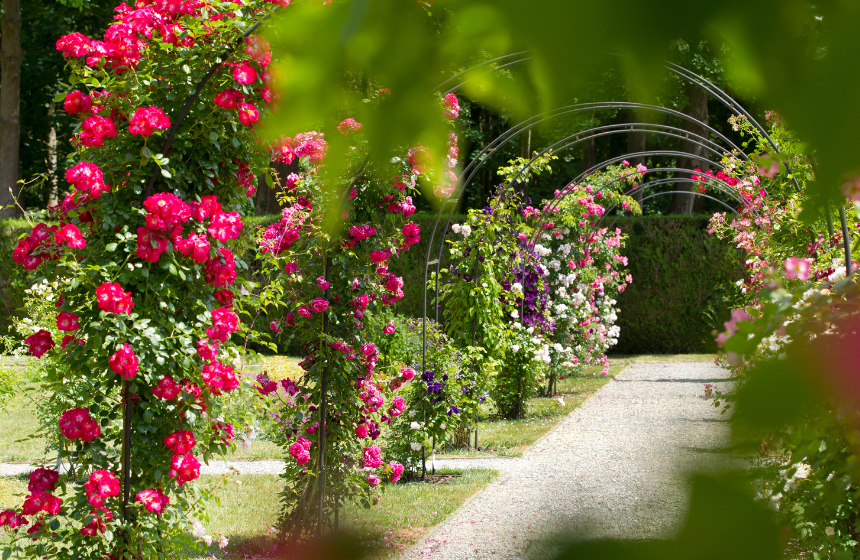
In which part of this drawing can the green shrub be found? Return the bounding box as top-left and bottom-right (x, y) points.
(0, 219), (45, 339)
(611, 215), (747, 354)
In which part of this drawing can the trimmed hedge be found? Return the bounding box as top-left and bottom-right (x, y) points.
(611, 215), (747, 354)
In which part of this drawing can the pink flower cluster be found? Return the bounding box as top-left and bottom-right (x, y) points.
(128, 106), (170, 136)
(153, 375), (182, 400)
(289, 436), (312, 465)
(164, 430), (196, 455)
(168, 453), (201, 487)
(85, 469), (120, 509)
(136, 488), (169, 514)
(96, 282), (134, 314)
(24, 330), (55, 358)
(59, 407), (101, 442)
(13, 223), (60, 270)
(109, 343), (139, 379)
(201, 361), (239, 394)
(207, 307), (239, 342)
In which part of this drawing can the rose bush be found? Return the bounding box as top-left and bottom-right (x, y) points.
(2, 1), (287, 557)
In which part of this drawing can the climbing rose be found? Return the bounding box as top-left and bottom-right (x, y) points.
(96, 282), (134, 314)
(443, 93), (460, 120)
(297, 305), (312, 319)
(79, 116), (117, 147)
(25, 330), (54, 358)
(56, 312), (80, 332)
(196, 338), (220, 361)
(214, 89), (245, 109)
(56, 32), (90, 57)
(311, 298), (329, 313)
(784, 257), (812, 281)
(135, 227), (169, 263)
(201, 361), (239, 393)
(270, 321), (282, 333)
(214, 289), (234, 307)
(349, 224), (376, 242)
(400, 366), (415, 381)
(289, 437), (312, 465)
(54, 224), (87, 249)
(355, 424), (369, 438)
(174, 232), (209, 263)
(208, 211), (244, 241)
(0, 510), (27, 528)
(317, 276), (330, 291)
(28, 469), (59, 493)
(207, 307), (239, 342)
(65, 161), (109, 200)
(367, 474), (380, 488)
(362, 446), (383, 469)
(389, 461), (404, 483)
(204, 248), (237, 287)
(128, 106), (170, 136)
(59, 408), (101, 442)
(370, 250), (389, 264)
(164, 430), (196, 455)
(337, 118), (362, 134)
(383, 322), (396, 334)
(22, 491), (62, 516)
(232, 62), (258, 84)
(108, 343), (139, 379)
(237, 103), (259, 126)
(143, 192), (191, 230)
(64, 91), (93, 115)
(402, 222), (420, 245)
(136, 488), (169, 514)
(153, 375), (181, 400)
(85, 470), (120, 508)
(169, 454), (201, 487)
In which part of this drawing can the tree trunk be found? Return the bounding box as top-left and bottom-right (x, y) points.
(582, 133), (596, 177)
(47, 103), (59, 209)
(669, 84), (709, 216)
(627, 113), (646, 204)
(0, 0), (23, 219)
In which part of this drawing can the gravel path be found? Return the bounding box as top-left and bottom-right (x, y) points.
(400, 361), (735, 560)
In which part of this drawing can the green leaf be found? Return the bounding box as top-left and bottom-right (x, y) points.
(142, 146), (152, 159)
(105, 243), (118, 252)
(53, 93), (67, 103)
(209, 132), (219, 143)
(161, 168), (172, 179)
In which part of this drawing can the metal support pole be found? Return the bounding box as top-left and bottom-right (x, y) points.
(317, 257), (331, 536)
(840, 205), (852, 276)
(121, 379), (132, 522)
(421, 400), (426, 481)
(827, 207), (834, 239)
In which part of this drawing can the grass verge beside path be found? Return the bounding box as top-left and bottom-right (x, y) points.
(0, 470), (496, 560)
(439, 354), (717, 458)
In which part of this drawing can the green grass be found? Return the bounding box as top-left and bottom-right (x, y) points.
(0, 384), (47, 463)
(183, 470), (496, 559)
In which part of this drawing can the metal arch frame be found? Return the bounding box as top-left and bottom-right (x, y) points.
(604, 190), (741, 232)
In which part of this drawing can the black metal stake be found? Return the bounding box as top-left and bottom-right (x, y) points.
(317, 257), (331, 536)
(121, 379), (132, 521)
(840, 205), (853, 276)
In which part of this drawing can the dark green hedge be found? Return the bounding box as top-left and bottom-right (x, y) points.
(611, 215), (747, 355)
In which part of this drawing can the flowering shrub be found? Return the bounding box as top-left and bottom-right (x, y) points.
(526, 160), (641, 382)
(3, 1), (286, 557)
(707, 114), (860, 558)
(256, 95), (460, 535)
(382, 318), (483, 475)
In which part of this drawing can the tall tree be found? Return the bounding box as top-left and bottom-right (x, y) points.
(0, 0), (23, 218)
(669, 84), (710, 215)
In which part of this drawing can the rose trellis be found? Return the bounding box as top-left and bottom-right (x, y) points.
(3, 0), (287, 557)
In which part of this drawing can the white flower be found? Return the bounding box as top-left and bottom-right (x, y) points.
(526, 327), (534, 334)
(410, 421), (421, 430)
(410, 442), (422, 451)
(191, 520), (206, 539)
(202, 535), (213, 546)
(460, 225), (472, 237)
(511, 344), (520, 353)
(219, 536), (229, 549)
(553, 343), (564, 352)
(512, 282), (523, 293)
(825, 527), (835, 537)
(511, 310), (519, 319)
(451, 223), (461, 234)
(557, 397), (565, 407)
(239, 437), (252, 451)
(440, 423), (447, 430)
(408, 410), (416, 418)
(512, 322), (522, 329)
